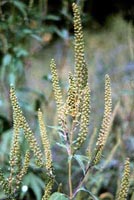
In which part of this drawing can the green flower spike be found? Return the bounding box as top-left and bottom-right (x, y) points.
(116, 158), (130, 200)
(10, 86), (43, 167)
(72, 3), (88, 90)
(93, 74), (112, 165)
(74, 84), (90, 151)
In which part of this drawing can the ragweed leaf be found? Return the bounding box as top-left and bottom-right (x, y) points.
(10, 1), (27, 17)
(75, 187), (99, 200)
(74, 154), (89, 175)
(49, 192), (68, 200)
(23, 172), (45, 200)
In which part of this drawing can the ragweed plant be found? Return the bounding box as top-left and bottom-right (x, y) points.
(0, 2), (132, 200)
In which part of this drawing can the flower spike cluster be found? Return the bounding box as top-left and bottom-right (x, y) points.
(0, 87), (32, 198)
(65, 73), (78, 117)
(74, 85), (90, 150)
(0, 169), (11, 195)
(116, 158), (130, 200)
(38, 109), (54, 199)
(42, 178), (54, 200)
(10, 86), (43, 167)
(50, 59), (64, 125)
(16, 151), (30, 190)
(72, 3), (88, 90)
(93, 74), (112, 164)
(8, 111), (21, 189)
(38, 109), (53, 174)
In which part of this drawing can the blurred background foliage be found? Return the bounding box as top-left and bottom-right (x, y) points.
(0, 0), (134, 199)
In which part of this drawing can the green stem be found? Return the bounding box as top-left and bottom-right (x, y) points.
(68, 157), (73, 199)
(68, 119), (76, 199)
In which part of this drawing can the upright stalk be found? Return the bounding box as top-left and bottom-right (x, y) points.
(68, 119), (76, 199)
(68, 156), (73, 199)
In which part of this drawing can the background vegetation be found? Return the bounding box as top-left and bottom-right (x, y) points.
(0, 0), (134, 199)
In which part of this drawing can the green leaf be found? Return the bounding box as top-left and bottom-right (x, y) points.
(45, 15), (61, 21)
(8, 73), (16, 85)
(121, 89), (134, 96)
(56, 142), (67, 150)
(13, 47), (28, 57)
(47, 125), (61, 130)
(10, 1), (27, 17)
(49, 192), (68, 200)
(31, 34), (42, 42)
(2, 54), (12, 66)
(54, 28), (69, 39)
(75, 187), (99, 200)
(43, 74), (52, 81)
(22, 29), (33, 34)
(23, 173), (45, 200)
(0, 130), (12, 156)
(0, 22), (8, 30)
(73, 155), (89, 175)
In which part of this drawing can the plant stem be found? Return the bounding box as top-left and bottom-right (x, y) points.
(68, 119), (76, 199)
(72, 149), (99, 199)
(68, 156), (73, 199)
(72, 165), (89, 198)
